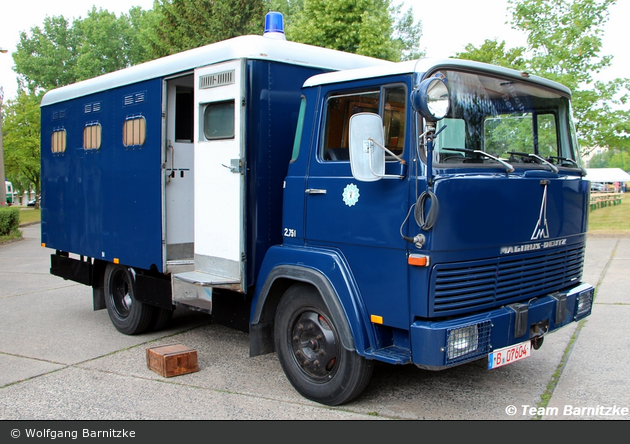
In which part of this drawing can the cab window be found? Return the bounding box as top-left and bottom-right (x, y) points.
(322, 85), (407, 161)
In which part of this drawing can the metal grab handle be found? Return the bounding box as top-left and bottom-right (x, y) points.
(166, 140), (174, 182)
(305, 189), (327, 195)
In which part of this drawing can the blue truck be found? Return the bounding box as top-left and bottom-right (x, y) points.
(41, 13), (593, 405)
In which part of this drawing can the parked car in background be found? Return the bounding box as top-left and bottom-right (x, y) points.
(27, 196), (40, 207)
(590, 182), (607, 192)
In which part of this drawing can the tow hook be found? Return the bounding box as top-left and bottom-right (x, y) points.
(531, 335), (544, 350)
(530, 319), (549, 350)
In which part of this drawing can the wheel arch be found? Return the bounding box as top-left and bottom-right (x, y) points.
(249, 257), (374, 358)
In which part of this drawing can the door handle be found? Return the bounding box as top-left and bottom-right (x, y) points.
(222, 158), (243, 174)
(305, 189), (327, 195)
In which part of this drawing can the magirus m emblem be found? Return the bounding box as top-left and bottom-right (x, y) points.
(531, 181), (550, 240)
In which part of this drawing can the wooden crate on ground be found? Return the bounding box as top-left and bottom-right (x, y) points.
(146, 343), (198, 377)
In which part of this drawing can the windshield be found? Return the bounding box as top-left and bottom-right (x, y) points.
(429, 70), (581, 170)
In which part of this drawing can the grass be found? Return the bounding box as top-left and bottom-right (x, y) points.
(18, 207), (42, 225)
(588, 198), (630, 235)
(0, 207), (40, 244)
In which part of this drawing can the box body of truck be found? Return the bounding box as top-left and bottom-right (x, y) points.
(41, 19), (593, 406)
(41, 33), (390, 327)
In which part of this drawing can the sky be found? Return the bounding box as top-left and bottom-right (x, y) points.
(0, 0), (629, 102)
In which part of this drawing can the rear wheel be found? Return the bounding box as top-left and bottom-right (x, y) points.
(149, 306), (174, 331)
(274, 283), (373, 406)
(103, 263), (154, 335)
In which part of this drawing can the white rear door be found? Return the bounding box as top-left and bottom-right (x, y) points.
(193, 59), (246, 290)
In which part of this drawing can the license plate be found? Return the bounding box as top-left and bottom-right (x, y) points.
(488, 341), (531, 369)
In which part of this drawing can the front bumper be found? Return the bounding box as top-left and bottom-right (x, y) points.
(410, 282), (593, 370)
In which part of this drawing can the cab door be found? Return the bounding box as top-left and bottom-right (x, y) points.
(192, 59), (246, 290)
(303, 84), (412, 329)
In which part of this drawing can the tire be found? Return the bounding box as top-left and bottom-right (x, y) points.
(149, 306), (174, 332)
(103, 263), (154, 335)
(274, 283), (373, 406)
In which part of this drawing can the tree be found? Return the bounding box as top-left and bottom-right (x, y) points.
(455, 0), (630, 157)
(147, 0), (266, 57)
(2, 92), (42, 200)
(74, 7), (150, 80)
(455, 39), (526, 70)
(608, 150), (630, 170)
(284, 0), (422, 62)
(13, 7), (156, 93)
(13, 15), (81, 94)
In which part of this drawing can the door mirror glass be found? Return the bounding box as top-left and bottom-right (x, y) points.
(349, 113), (385, 182)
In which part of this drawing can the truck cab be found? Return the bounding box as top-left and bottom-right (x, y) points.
(250, 58), (593, 405)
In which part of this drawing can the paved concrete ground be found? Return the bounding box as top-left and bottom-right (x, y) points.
(0, 224), (628, 421)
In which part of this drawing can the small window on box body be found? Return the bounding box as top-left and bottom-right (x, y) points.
(83, 123), (102, 150)
(123, 116), (147, 147)
(51, 129), (67, 154)
(203, 100), (235, 140)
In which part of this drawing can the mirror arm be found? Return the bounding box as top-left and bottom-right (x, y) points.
(368, 138), (406, 165)
(367, 146), (405, 180)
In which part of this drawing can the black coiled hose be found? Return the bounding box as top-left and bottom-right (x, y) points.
(400, 189), (439, 244)
(415, 190), (439, 231)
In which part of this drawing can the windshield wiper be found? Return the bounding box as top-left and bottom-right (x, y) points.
(506, 151), (559, 173)
(548, 156), (587, 176)
(447, 148), (514, 173)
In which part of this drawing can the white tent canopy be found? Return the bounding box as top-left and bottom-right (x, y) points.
(585, 168), (630, 183)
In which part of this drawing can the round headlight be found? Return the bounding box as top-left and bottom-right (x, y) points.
(412, 77), (450, 122)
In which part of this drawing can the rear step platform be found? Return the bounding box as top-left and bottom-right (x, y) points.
(172, 271), (240, 314)
(174, 271), (239, 286)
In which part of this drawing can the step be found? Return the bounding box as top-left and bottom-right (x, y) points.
(365, 346), (412, 365)
(173, 271), (239, 286)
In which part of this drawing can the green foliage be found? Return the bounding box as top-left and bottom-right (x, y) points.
(509, 0), (630, 154)
(455, 0), (630, 157)
(12, 15), (82, 93)
(455, 39), (526, 70)
(285, 0), (422, 62)
(0, 207), (20, 236)
(2, 91), (41, 198)
(147, 0), (266, 57)
(13, 7), (154, 93)
(73, 7), (149, 79)
(589, 149), (630, 169)
(607, 151), (630, 170)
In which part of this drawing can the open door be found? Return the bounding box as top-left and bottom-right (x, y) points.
(176, 59), (246, 291)
(164, 75), (195, 264)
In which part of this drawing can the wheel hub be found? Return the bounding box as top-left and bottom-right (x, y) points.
(292, 312), (337, 378)
(122, 294), (132, 310)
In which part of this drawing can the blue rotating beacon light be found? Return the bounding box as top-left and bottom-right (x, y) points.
(264, 11), (286, 40)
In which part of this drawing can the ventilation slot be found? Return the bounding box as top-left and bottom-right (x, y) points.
(123, 91), (147, 107)
(200, 70), (235, 89)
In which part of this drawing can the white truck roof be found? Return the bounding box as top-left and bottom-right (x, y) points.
(303, 57), (572, 95)
(41, 35), (392, 106)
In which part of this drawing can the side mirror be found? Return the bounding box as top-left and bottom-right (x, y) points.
(349, 113), (386, 182)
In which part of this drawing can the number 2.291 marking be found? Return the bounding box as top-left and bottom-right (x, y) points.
(283, 228), (297, 238)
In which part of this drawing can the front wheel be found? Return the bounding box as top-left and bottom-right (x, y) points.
(274, 283), (373, 406)
(103, 263), (154, 335)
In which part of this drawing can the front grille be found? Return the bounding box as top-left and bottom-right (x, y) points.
(430, 242), (585, 316)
